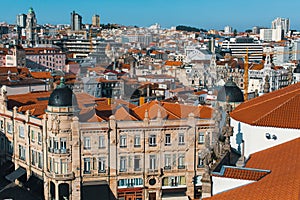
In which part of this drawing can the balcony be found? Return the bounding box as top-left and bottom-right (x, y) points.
(178, 165), (186, 169)
(164, 166), (171, 170)
(197, 164), (204, 168)
(48, 148), (70, 154)
(119, 169), (127, 173)
(147, 169), (159, 175)
(84, 170), (91, 174)
(47, 172), (75, 181)
(98, 169), (106, 173)
(134, 168), (142, 172)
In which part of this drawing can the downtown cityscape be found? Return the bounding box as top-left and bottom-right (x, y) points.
(0, 1), (299, 200)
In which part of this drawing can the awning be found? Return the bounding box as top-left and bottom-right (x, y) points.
(162, 196), (189, 200)
(5, 167), (26, 182)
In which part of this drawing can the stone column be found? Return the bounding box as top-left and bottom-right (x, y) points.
(71, 116), (81, 200)
(55, 182), (59, 200)
(44, 180), (49, 200)
(109, 115), (118, 198)
(201, 173), (212, 198)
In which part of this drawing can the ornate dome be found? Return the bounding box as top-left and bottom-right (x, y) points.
(294, 63), (300, 73)
(217, 77), (244, 103)
(28, 7), (35, 14)
(48, 78), (77, 107)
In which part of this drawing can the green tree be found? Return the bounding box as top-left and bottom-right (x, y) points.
(233, 29), (237, 36)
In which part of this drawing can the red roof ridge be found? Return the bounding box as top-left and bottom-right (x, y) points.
(212, 165), (270, 181)
(251, 93), (300, 125)
(231, 83), (300, 114)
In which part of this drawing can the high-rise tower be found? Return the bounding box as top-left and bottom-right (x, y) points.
(271, 17), (290, 35)
(92, 14), (100, 27)
(25, 7), (37, 46)
(17, 14), (27, 28)
(71, 11), (82, 31)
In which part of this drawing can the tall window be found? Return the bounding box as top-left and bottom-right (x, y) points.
(38, 152), (43, 168)
(54, 138), (59, 152)
(38, 132), (42, 144)
(8, 141), (13, 154)
(164, 154), (171, 169)
(134, 155), (141, 171)
(19, 145), (25, 161)
(149, 135), (156, 146)
(178, 133), (185, 145)
(19, 126), (24, 138)
(49, 158), (53, 172)
(99, 136), (105, 148)
(61, 160), (67, 174)
(31, 130), (35, 142)
(84, 158), (91, 174)
(149, 155), (156, 170)
(84, 137), (91, 149)
(120, 135), (127, 148)
(178, 154), (185, 169)
(198, 132), (204, 144)
(198, 154), (204, 168)
(7, 122), (12, 134)
(31, 150), (36, 165)
(98, 157), (106, 172)
(0, 120), (3, 131)
(165, 134), (171, 146)
(54, 160), (59, 174)
(120, 156), (127, 172)
(134, 134), (141, 147)
(60, 138), (67, 153)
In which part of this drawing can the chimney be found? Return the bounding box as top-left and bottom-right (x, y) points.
(139, 96), (145, 106)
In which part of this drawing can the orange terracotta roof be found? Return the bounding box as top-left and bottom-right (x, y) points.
(205, 138), (300, 200)
(194, 91), (208, 95)
(15, 101), (47, 118)
(7, 91), (51, 110)
(127, 49), (140, 54)
(230, 82), (300, 129)
(133, 100), (181, 120)
(212, 166), (270, 181)
(132, 101), (213, 120)
(0, 66), (19, 74)
(113, 105), (138, 121)
(79, 107), (104, 122)
(249, 62), (264, 70)
(164, 60), (183, 66)
(30, 71), (52, 79)
(7, 91), (213, 122)
(161, 102), (213, 119)
(170, 87), (194, 93)
(272, 66), (283, 70)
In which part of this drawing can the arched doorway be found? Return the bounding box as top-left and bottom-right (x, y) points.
(59, 183), (69, 200)
(50, 181), (55, 200)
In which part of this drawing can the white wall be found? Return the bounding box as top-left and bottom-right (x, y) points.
(2, 84), (49, 95)
(212, 176), (254, 195)
(230, 118), (300, 158)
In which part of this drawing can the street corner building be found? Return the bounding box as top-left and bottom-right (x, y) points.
(0, 79), (230, 200)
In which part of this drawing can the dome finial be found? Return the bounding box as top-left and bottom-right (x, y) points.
(58, 77), (66, 88)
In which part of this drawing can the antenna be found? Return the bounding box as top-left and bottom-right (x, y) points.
(243, 48), (249, 101)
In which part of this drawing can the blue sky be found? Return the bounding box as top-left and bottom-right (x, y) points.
(1, 0), (300, 31)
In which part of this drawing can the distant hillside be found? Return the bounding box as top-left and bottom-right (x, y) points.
(176, 25), (206, 32)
